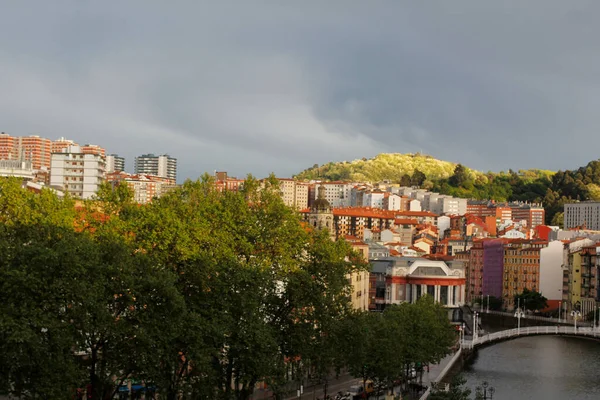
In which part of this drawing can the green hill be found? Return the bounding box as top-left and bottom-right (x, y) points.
(294, 153), (472, 182)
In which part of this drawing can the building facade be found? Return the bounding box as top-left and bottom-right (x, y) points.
(565, 202), (600, 230)
(277, 178), (309, 209)
(384, 257), (466, 308)
(50, 145), (105, 199)
(106, 154), (125, 173)
(134, 154), (177, 181)
(107, 171), (176, 203)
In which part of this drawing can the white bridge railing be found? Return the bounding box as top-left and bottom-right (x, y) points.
(462, 326), (600, 349)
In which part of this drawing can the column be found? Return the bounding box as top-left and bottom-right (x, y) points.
(448, 285), (454, 307)
(412, 284), (417, 303)
(434, 285), (440, 302)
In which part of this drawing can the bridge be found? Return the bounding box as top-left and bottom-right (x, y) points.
(462, 326), (600, 349)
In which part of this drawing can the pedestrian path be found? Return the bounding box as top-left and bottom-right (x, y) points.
(253, 351), (458, 400)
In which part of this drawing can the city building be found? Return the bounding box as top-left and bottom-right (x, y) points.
(214, 171), (245, 192)
(309, 181), (354, 208)
(0, 159), (34, 180)
(50, 145), (106, 199)
(106, 154), (125, 173)
(539, 240), (565, 309)
(564, 202), (600, 231)
(134, 154), (177, 181)
(106, 172), (176, 204)
(345, 236), (371, 311)
(307, 184), (336, 241)
(381, 257), (466, 308)
(562, 238), (599, 317)
(52, 137), (77, 154)
(81, 144), (106, 157)
(0, 133), (52, 170)
(277, 178), (309, 209)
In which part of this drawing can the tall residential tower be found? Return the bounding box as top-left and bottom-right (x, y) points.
(134, 154), (177, 182)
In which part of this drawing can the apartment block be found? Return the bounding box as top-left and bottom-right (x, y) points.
(565, 202), (600, 231)
(309, 181), (354, 207)
(106, 154), (125, 173)
(107, 171), (176, 203)
(134, 154), (177, 181)
(278, 178), (309, 209)
(50, 145), (105, 199)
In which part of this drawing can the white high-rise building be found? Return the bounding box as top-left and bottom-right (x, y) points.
(106, 154), (125, 173)
(134, 154), (177, 182)
(50, 145), (106, 199)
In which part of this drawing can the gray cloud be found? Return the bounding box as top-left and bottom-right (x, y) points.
(1, 1), (599, 180)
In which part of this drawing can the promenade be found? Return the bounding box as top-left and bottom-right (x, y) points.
(251, 352), (457, 400)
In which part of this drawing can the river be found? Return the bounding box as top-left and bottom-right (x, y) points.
(462, 335), (600, 399)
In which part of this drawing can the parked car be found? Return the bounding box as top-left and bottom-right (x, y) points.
(346, 380), (374, 399)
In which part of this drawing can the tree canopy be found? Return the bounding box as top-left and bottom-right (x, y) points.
(0, 177), (458, 399)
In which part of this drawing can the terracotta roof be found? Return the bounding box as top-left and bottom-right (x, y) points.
(333, 207), (397, 219)
(394, 218), (419, 225)
(395, 210), (438, 217)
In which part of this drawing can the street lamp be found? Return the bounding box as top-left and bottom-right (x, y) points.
(514, 298), (525, 333)
(475, 381), (495, 399)
(570, 310), (581, 331)
(473, 311), (479, 340)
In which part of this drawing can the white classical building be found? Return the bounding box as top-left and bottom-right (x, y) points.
(384, 257), (466, 308)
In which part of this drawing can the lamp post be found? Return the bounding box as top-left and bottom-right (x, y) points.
(473, 311), (479, 340)
(475, 381), (495, 400)
(594, 305), (597, 331)
(571, 310), (581, 331)
(487, 294), (490, 313)
(514, 298), (525, 334)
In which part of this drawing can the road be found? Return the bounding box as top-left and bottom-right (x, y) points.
(253, 351), (456, 400)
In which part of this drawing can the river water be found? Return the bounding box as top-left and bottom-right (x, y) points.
(462, 335), (600, 399)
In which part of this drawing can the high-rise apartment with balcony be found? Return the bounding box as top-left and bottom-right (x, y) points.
(106, 154), (125, 173)
(134, 154), (177, 182)
(50, 145), (106, 199)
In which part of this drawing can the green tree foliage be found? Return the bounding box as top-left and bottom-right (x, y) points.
(411, 169), (427, 187)
(400, 173), (412, 187)
(0, 176), (364, 400)
(294, 153), (459, 182)
(449, 164), (470, 187)
(514, 288), (548, 311)
(338, 297), (456, 393)
(429, 375), (472, 400)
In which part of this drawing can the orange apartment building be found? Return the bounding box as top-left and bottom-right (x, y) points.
(1, 133), (106, 171)
(502, 240), (545, 308)
(330, 207), (397, 239)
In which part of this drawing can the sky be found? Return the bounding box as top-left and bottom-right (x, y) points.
(1, 1), (599, 181)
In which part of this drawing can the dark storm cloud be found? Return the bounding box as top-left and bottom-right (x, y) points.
(1, 1), (599, 180)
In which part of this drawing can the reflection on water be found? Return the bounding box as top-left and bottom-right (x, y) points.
(462, 336), (600, 400)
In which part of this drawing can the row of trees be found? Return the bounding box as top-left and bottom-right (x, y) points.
(0, 177), (456, 399)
